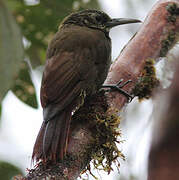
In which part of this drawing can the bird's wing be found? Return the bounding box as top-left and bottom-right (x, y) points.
(40, 47), (98, 121)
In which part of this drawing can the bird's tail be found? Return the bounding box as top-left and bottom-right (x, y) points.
(32, 110), (71, 162)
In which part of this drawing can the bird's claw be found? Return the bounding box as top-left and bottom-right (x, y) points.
(102, 79), (134, 102)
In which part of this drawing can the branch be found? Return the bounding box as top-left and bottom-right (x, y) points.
(21, 0), (179, 179)
(104, 0), (179, 109)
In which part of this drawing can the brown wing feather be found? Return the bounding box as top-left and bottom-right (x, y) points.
(40, 49), (97, 114)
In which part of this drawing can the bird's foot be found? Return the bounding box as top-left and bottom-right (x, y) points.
(102, 79), (134, 102)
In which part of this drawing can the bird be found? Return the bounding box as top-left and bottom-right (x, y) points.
(32, 9), (140, 162)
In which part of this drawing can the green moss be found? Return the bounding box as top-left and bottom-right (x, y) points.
(160, 31), (176, 57)
(133, 59), (160, 100)
(160, 3), (179, 57)
(72, 91), (124, 178)
(166, 3), (179, 17)
(166, 3), (179, 23)
(89, 111), (124, 174)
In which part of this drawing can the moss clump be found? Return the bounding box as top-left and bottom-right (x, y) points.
(166, 3), (179, 23)
(159, 3), (179, 57)
(160, 31), (176, 57)
(89, 109), (124, 174)
(133, 59), (160, 100)
(73, 91), (124, 178)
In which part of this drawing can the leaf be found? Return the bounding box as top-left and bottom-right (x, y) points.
(0, 0), (24, 102)
(0, 161), (23, 179)
(12, 61), (38, 108)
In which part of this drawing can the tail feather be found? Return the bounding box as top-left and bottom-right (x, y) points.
(58, 110), (71, 158)
(42, 120), (58, 159)
(32, 121), (47, 161)
(50, 116), (63, 159)
(32, 110), (71, 162)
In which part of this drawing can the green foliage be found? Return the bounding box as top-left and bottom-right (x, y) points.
(10, 0), (100, 66)
(0, 0), (38, 108)
(11, 61), (38, 108)
(0, 0), (24, 102)
(0, 161), (23, 180)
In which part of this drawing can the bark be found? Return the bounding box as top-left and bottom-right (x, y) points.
(21, 0), (179, 179)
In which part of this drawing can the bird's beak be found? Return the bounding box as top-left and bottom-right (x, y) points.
(105, 18), (141, 28)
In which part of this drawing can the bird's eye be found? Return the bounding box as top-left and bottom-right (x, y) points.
(95, 15), (102, 22)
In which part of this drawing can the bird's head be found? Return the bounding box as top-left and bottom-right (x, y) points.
(60, 9), (141, 34)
